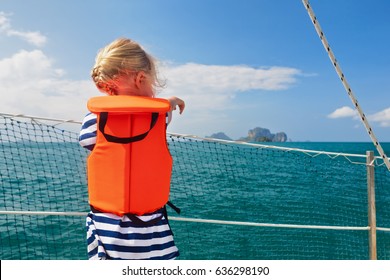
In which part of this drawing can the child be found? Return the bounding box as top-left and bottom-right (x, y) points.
(79, 38), (184, 260)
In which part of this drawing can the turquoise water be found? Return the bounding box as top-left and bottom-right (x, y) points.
(0, 140), (389, 260)
(168, 140), (390, 260)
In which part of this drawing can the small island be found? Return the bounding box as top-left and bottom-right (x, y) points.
(207, 127), (288, 142)
(206, 132), (232, 141)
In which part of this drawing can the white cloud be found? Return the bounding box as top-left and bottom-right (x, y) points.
(369, 108), (390, 127)
(0, 12), (47, 47)
(159, 63), (301, 106)
(0, 49), (302, 136)
(161, 62), (300, 92)
(328, 105), (390, 129)
(158, 62), (302, 135)
(327, 106), (358, 119)
(0, 49), (96, 120)
(7, 29), (47, 47)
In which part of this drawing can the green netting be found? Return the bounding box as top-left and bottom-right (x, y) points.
(0, 114), (389, 260)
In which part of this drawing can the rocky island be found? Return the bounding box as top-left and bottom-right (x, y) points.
(240, 127), (287, 142)
(208, 127), (288, 142)
(206, 132), (232, 141)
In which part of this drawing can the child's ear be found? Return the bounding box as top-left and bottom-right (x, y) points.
(135, 71), (145, 89)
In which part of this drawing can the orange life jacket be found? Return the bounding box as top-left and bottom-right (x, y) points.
(87, 95), (172, 216)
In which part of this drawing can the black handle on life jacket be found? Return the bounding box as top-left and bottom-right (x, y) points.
(99, 112), (159, 144)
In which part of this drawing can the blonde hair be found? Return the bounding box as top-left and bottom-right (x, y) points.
(91, 38), (164, 95)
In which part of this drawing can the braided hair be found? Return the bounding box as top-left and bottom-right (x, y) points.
(91, 38), (164, 95)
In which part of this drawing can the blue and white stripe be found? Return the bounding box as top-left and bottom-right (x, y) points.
(79, 113), (97, 151)
(80, 111), (179, 260)
(86, 211), (179, 260)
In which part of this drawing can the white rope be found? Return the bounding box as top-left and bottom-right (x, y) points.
(2, 210), (390, 232)
(0, 112), (382, 165)
(377, 227), (390, 232)
(168, 132), (383, 166)
(0, 210), (86, 216)
(0, 112), (82, 125)
(169, 216), (370, 231)
(301, 0), (390, 172)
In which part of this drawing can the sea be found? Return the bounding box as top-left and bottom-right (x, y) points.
(0, 139), (389, 260)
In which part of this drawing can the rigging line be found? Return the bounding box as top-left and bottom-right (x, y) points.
(301, 0), (390, 172)
(0, 210), (384, 231)
(169, 216), (370, 231)
(169, 132), (373, 160)
(0, 112), (82, 125)
(0, 113), (382, 163)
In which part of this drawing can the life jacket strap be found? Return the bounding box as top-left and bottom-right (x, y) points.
(166, 201), (181, 214)
(89, 201), (180, 227)
(163, 201), (180, 236)
(99, 112), (159, 144)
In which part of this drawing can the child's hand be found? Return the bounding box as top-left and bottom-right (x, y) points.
(167, 96), (185, 114)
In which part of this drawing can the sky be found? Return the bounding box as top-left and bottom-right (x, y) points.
(0, 0), (389, 142)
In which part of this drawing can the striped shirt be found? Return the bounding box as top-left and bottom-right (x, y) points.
(79, 113), (98, 151)
(79, 112), (179, 260)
